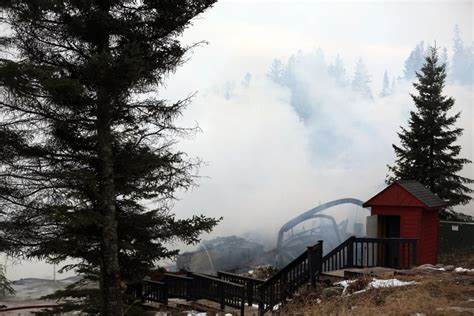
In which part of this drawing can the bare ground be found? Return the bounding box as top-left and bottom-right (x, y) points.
(280, 261), (474, 315)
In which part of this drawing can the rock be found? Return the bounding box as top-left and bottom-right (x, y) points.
(435, 264), (444, 268)
(416, 264), (435, 269)
(444, 265), (455, 272)
(322, 286), (343, 299)
(454, 267), (470, 273)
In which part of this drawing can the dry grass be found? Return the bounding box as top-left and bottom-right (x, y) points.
(439, 252), (474, 269)
(280, 270), (474, 315)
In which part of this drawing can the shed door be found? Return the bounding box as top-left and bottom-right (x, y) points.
(380, 216), (400, 267)
(384, 216), (400, 238)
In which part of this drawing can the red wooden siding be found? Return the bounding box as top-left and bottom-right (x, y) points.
(364, 183), (425, 208)
(420, 210), (438, 264)
(371, 206), (422, 238)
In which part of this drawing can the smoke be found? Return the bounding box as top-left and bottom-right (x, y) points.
(171, 57), (474, 249)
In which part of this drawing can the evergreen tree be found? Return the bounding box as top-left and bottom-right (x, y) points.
(391, 76), (398, 94)
(328, 54), (347, 87)
(440, 47), (449, 69)
(380, 70), (391, 97)
(311, 47), (326, 73)
(451, 24), (465, 83)
(277, 52), (314, 121)
(352, 58), (372, 99)
(0, 1), (219, 314)
(387, 47), (473, 219)
(451, 25), (474, 86)
(0, 265), (14, 298)
(404, 41), (425, 80)
(268, 59), (286, 85)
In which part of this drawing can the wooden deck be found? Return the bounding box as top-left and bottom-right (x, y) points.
(343, 266), (396, 279)
(321, 266), (397, 283)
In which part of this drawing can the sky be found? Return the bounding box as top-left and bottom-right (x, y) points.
(3, 0), (473, 280)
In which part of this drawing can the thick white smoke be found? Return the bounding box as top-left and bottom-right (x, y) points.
(172, 66), (474, 248)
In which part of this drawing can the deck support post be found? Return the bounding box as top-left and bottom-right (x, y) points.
(218, 282), (225, 310)
(347, 237), (355, 268)
(307, 240), (323, 287)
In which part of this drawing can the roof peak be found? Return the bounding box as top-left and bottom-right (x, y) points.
(395, 180), (446, 208)
(364, 180), (446, 209)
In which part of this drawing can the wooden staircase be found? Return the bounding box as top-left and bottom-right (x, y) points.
(128, 236), (417, 315)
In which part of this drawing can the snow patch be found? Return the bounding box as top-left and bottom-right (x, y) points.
(335, 278), (417, 296)
(369, 278), (417, 288)
(425, 266), (446, 271)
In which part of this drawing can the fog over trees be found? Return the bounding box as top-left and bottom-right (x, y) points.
(452, 25), (474, 87)
(380, 70), (391, 98)
(266, 26), (473, 125)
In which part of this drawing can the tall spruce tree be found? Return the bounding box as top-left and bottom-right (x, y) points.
(328, 54), (347, 87)
(0, 1), (219, 314)
(268, 59), (285, 85)
(451, 25), (474, 86)
(404, 41), (425, 81)
(380, 70), (391, 97)
(387, 47), (473, 219)
(352, 58), (373, 99)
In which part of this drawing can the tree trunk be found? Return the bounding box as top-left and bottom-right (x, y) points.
(95, 2), (122, 313)
(97, 97), (123, 315)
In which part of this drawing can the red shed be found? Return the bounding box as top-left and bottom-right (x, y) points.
(363, 180), (446, 265)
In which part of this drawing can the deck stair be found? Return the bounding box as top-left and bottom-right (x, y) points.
(128, 236), (417, 315)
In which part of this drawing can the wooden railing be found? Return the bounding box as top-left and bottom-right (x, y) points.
(189, 272), (245, 315)
(322, 236), (355, 272)
(129, 274), (245, 315)
(125, 280), (168, 304)
(141, 280), (168, 304)
(162, 273), (193, 300)
(257, 241), (323, 314)
(217, 271), (265, 305)
(322, 236), (417, 272)
(128, 237), (416, 315)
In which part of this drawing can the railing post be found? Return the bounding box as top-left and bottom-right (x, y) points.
(308, 241), (322, 287)
(317, 240), (323, 280)
(139, 282), (144, 302)
(258, 300), (265, 316)
(240, 286), (245, 316)
(247, 280), (253, 305)
(163, 282), (169, 305)
(347, 237), (354, 268)
(307, 245), (315, 288)
(187, 276), (194, 301)
(219, 282), (225, 310)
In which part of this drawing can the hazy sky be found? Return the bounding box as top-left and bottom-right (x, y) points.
(4, 0), (473, 280)
(166, 0), (473, 231)
(164, 0), (473, 94)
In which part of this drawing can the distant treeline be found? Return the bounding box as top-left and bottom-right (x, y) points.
(266, 25), (473, 122)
